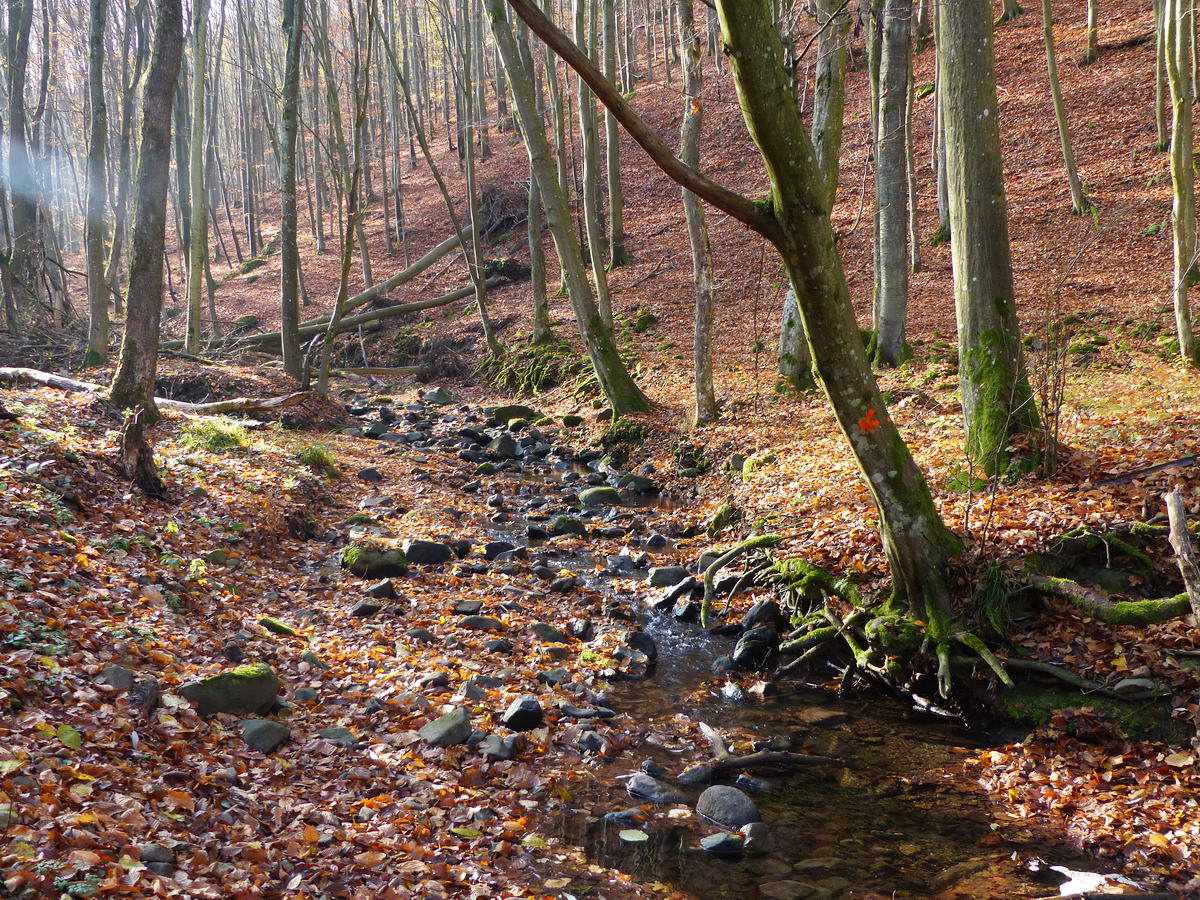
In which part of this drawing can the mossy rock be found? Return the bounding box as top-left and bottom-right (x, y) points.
(485, 404), (542, 424)
(178, 663), (280, 716)
(551, 515), (587, 536)
(562, 414), (584, 428)
(580, 486), (621, 507)
(240, 257), (266, 274)
(341, 544), (408, 577)
(707, 503), (744, 538)
(259, 616), (299, 637)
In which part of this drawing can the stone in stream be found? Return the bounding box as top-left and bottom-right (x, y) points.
(580, 486), (621, 507)
(529, 622), (572, 644)
(500, 695), (544, 731)
(626, 773), (685, 805)
(795, 706), (851, 728)
(622, 630), (658, 661)
(357, 466), (383, 484)
(646, 533), (669, 550)
(537, 667), (570, 686)
(568, 617), (595, 640)
(364, 579), (396, 600)
(551, 515), (587, 536)
(696, 785), (761, 828)
(487, 434), (519, 459)
(741, 822), (775, 855)
(648, 566), (690, 587)
(550, 576), (577, 593)
(484, 540), (517, 561)
(420, 708), (472, 747)
(577, 730), (606, 754)
(744, 599), (786, 631)
(401, 539), (453, 566)
(673, 597), (700, 622)
(527, 525), (551, 541)
(757, 880), (818, 900)
(617, 474), (657, 494)
(700, 831), (744, 860)
(179, 663), (280, 716)
(342, 545), (408, 578)
(475, 461), (497, 475)
(240, 719), (291, 754)
(454, 599), (483, 615)
(558, 702), (615, 719)
(732, 625), (780, 669)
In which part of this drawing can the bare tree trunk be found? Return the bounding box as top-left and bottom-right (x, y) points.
(677, 0), (716, 423)
(575, 0), (613, 328)
(811, 0), (848, 204)
(7, 0), (43, 329)
(1082, 0), (1099, 63)
(1041, 0), (1090, 214)
(1156, 0), (1170, 151)
(83, 0), (109, 365)
(279, 0), (305, 378)
(604, 0), (628, 266)
(109, 0), (184, 418)
(1165, 0), (1198, 363)
(184, 0), (211, 353)
(871, 0), (912, 368)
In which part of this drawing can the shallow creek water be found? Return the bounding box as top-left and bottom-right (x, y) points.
(537, 528), (1147, 898)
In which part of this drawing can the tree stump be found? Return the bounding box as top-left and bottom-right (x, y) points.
(117, 406), (166, 498)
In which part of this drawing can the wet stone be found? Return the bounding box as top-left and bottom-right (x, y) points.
(240, 719), (291, 754)
(500, 695), (544, 731)
(419, 708), (472, 747)
(700, 831), (744, 860)
(530, 622), (571, 644)
(351, 600), (382, 617)
(454, 600), (484, 615)
(696, 785), (761, 828)
(364, 579), (396, 599)
(406, 628), (436, 644)
(626, 773), (685, 804)
(459, 615), (506, 632)
(648, 566), (690, 587)
(402, 539), (453, 566)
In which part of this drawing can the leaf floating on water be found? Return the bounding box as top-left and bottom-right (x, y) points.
(521, 834), (548, 849)
(619, 829), (650, 842)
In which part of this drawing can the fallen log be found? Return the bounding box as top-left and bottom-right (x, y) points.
(1165, 485), (1200, 618)
(332, 366), (424, 377)
(676, 721), (833, 785)
(0, 367), (312, 416)
(1090, 454), (1199, 487)
(1028, 573), (1191, 625)
(161, 231), (466, 351)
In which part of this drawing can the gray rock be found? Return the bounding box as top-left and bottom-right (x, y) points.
(551, 515), (587, 536)
(240, 719), (291, 754)
(696, 785), (761, 828)
(484, 540), (517, 561)
(315, 727), (360, 745)
(700, 831), (744, 860)
(487, 434), (519, 459)
(294, 688), (319, 703)
(744, 599), (785, 631)
(559, 702), (615, 719)
(537, 667), (570, 686)
(486, 404), (542, 424)
(741, 822), (775, 855)
(732, 625), (779, 669)
(626, 773), (685, 804)
(460, 615), (506, 632)
(648, 566), (690, 587)
(221, 642), (246, 663)
(420, 708), (472, 747)
(529, 622), (571, 644)
(501, 695), (544, 731)
(179, 664), (279, 716)
(139, 843), (174, 864)
(357, 467), (384, 483)
(423, 387), (455, 405)
(580, 486), (621, 507)
(480, 733), (525, 761)
(622, 630), (658, 661)
(98, 664), (136, 691)
(454, 600), (484, 615)
(351, 600), (382, 617)
(365, 579), (396, 599)
(577, 730), (606, 754)
(402, 539), (453, 566)
(617, 474), (657, 494)
(406, 628), (436, 644)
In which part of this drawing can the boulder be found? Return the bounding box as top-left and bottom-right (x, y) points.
(179, 663), (279, 716)
(500, 695), (544, 731)
(240, 719), (290, 754)
(423, 386), (455, 405)
(622, 630), (658, 661)
(401, 539), (453, 566)
(551, 515), (587, 536)
(487, 434), (519, 459)
(696, 785), (761, 828)
(700, 832), (744, 860)
(484, 540), (517, 561)
(342, 545), (408, 578)
(460, 615), (506, 632)
(486, 404), (542, 424)
(420, 708), (472, 747)
(743, 599), (786, 631)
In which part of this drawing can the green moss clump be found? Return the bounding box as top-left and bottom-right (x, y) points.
(295, 443), (340, 478)
(259, 616), (299, 637)
(999, 684), (1174, 739)
(179, 419), (250, 453)
(240, 257), (266, 274)
(232, 662), (275, 680)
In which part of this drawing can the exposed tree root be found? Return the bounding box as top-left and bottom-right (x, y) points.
(699, 534), (783, 627)
(679, 722), (834, 785)
(1028, 573), (1191, 624)
(117, 408), (166, 498)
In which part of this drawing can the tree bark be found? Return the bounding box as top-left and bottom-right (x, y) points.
(576, 0), (613, 328)
(7, 0), (43, 328)
(83, 0), (109, 365)
(811, 0), (848, 206)
(184, 0), (211, 354)
(603, 0), (628, 266)
(1165, 0), (1198, 364)
(489, 0), (651, 414)
(109, 0), (184, 419)
(1041, 0), (1090, 214)
(279, 0), (305, 378)
(936, 0), (1041, 472)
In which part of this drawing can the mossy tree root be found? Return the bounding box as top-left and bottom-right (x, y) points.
(699, 534), (784, 627)
(1028, 573), (1191, 624)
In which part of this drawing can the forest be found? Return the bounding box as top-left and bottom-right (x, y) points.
(1, 0), (1199, 895)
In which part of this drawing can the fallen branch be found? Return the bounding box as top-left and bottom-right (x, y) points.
(332, 366), (425, 377)
(1165, 485), (1200, 618)
(0, 368), (312, 417)
(1090, 454), (1199, 487)
(1028, 573), (1191, 625)
(678, 749), (835, 786)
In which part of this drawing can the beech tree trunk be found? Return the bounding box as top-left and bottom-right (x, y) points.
(811, 0), (848, 204)
(109, 0), (184, 418)
(936, 0), (1041, 472)
(677, 0), (717, 424)
(1041, 0), (1089, 214)
(872, 0), (912, 368)
(279, 0), (305, 378)
(83, 0), (109, 365)
(184, 0), (211, 354)
(604, 0), (628, 266)
(7, 0), (43, 327)
(1165, 0), (1198, 363)
(489, 0), (650, 414)
(576, 0), (613, 328)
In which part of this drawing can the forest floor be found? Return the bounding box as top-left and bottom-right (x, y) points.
(3, 0), (1200, 894)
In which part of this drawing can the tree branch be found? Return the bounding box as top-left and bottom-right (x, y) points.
(502, 0), (774, 235)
